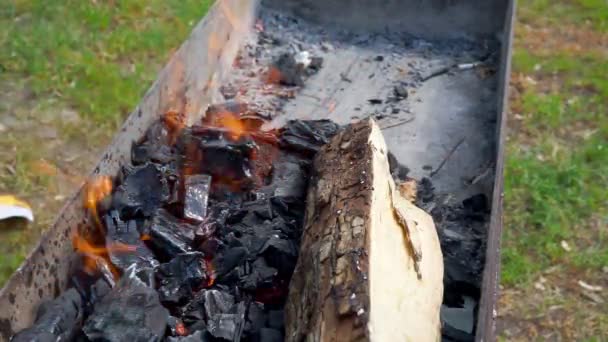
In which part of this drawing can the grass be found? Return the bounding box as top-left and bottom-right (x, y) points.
(0, 0), (213, 286)
(0, 0), (213, 128)
(500, 1), (608, 338)
(519, 0), (608, 32)
(502, 40), (608, 286)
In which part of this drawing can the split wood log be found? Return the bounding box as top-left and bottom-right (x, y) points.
(285, 119), (444, 342)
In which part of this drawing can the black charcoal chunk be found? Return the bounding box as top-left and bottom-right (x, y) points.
(266, 310), (284, 330)
(83, 270), (169, 342)
(207, 302), (246, 341)
(113, 163), (169, 218)
(462, 194), (488, 213)
(157, 252), (208, 305)
(279, 120), (340, 156)
(132, 142), (175, 165)
(184, 174), (211, 222)
(245, 302), (266, 335)
(238, 258), (278, 291)
(260, 235), (297, 275)
(257, 328), (283, 342)
(260, 155), (306, 198)
(203, 290), (235, 319)
(271, 53), (305, 86)
(146, 209), (195, 259)
(11, 288), (83, 342)
(440, 297), (476, 336)
(178, 127), (257, 184)
(393, 84), (409, 99)
(387, 151), (410, 181)
(214, 247), (248, 279)
(103, 211), (158, 273)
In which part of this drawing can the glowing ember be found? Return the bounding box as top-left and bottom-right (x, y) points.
(175, 322), (188, 336)
(204, 258), (216, 287)
(163, 110), (186, 144)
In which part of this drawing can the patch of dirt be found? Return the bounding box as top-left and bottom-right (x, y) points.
(516, 23), (608, 56)
(498, 267), (608, 341)
(0, 80), (107, 277)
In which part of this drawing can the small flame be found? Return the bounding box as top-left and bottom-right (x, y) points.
(72, 233), (136, 279)
(83, 176), (112, 228)
(204, 258), (216, 287)
(216, 112), (246, 140)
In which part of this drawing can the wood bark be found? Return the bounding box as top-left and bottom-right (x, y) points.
(285, 119), (444, 342)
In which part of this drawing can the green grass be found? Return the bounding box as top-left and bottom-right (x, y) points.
(502, 135), (608, 285)
(519, 0), (608, 32)
(502, 3), (608, 287)
(0, 0), (213, 128)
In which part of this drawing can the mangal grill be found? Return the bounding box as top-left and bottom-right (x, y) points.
(0, 0), (514, 341)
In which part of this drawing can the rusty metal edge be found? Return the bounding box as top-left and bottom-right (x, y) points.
(476, 0), (516, 341)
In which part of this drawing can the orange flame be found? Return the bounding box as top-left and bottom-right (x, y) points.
(216, 112), (246, 140)
(83, 176), (112, 229)
(205, 258), (216, 287)
(72, 233), (136, 279)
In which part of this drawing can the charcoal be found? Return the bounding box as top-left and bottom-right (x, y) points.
(132, 142), (175, 165)
(11, 288), (83, 342)
(270, 196), (305, 223)
(387, 151), (410, 181)
(103, 211), (158, 273)
(178, 127), (257, 185)
(184, 174), (211, 222)
(442, 324), (474, 342)
(207, 302), (246, 341)
(167, 331), (210, 342)
(113, 163), (170, 218)
(271, 53), (306, 86)
(157, 252), (208, 305)
(220, 84), (238, 99)
(259, 155), (307, 199)
(462, 194), (488, 213)
(146, 209), (195, 259)
(238, 258), (278, 290)
(279, 120), (340, 156)
(203, 290), (235, 319)
(257, 328), (283, 342)
(266, 310), (284, 330)
(83, 269), (169, 342)
(440, 296), (476, 336)
(260, 235), (297, 275)
(393, 84), (409, 99)
(214, 247), (248, 279)
(244, 302), (266, 335)
(416, 177), (435, 204)
(308, 56), (323, 72)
